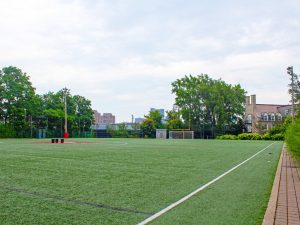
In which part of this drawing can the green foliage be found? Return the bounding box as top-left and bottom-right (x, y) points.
(287, 70), (300, 105)
(218, 132), (285, 141)
(285, 118), (300, 160)
(271, 133), (285, 140)
(140, 118), (156, 138)
(238, 133), (261, 140)
(0, 66), (94, 138)
(0, 66), (39, 128)
(166, 110), (184, 130)
(267, 126), (283, 136)
(261, 133), (271, 140)
(216, 134), (237, 140)
(0, 124), (15, 138)
(107, 123), (129, 138)
(141, 110), (165, 138)
(171, 74), (246, 136)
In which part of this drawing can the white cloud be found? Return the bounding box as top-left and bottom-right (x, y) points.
(0, 0), (299, 122)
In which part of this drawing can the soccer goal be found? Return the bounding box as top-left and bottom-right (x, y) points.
(156, 129), (167, 139)
(169, 130), (194, 139)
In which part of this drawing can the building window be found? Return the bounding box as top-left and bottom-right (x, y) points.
(268, 114), (272, 121)
(271, 114), (275, 121)
(277, 113), (282, 121)
(285, 109), (289, 116)
(247, 114), (252, 123)
(263, 113), (268, 121)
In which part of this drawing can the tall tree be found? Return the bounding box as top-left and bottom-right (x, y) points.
(171, 74), (246, 136)
(40, 90), (94, 136)
(166, 110), (184, 130)
(0, 66), (38, 128)
(141, 110), (164, 138)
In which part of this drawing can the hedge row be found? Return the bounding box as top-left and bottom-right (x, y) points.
(0, 125), (16, 138)
(285, 119), (300, 160)
(217, 133), (284, 141)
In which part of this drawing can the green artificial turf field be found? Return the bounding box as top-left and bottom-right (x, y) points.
(0, 139), (282, 225)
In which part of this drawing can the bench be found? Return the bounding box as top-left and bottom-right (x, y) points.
(51, 138), (64, 144)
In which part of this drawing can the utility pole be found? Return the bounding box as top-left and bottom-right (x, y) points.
(62, 87), (69, 138)
(287, 66), (295, 123)
(30, 115), (32, 138)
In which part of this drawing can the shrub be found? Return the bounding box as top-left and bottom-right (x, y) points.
(261, 133), (270, 140)
(268, 126), (283, 136)
(237, 133), (261, 140)
(217, 134), (237, 140)
(271, 133), (285, 141)
(285, 119), (300, 160)
(0, 124), (15, 138)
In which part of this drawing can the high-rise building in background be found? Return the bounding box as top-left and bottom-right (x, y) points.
(93, 110), (101, 124)
(93, 110), (115, 124)
(150, 108), (166, 123)
(150, 108), (165, 118)
(135, 118), (144, 123)
(101, 113), (115, 124)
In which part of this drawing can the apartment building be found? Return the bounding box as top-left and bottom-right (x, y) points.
(244, 95), (293, 133)
(93, 110), (115, 124)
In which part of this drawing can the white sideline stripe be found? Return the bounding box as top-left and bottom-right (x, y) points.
(137, 142), (276, 225)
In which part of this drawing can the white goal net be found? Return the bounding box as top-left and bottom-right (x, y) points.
(169, 131), (194, 139)
(156, 129), (167, 139)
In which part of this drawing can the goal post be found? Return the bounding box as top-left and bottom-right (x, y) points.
(169, 130), (194, 139)
(156, 129), (167, 139)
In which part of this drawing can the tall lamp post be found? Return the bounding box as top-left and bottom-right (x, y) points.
(76, 104), (80, 138)
(62, 87), (69, 138)
(287, 66), (295, 124)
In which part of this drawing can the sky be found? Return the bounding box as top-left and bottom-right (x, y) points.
(0, 0), (299, 122)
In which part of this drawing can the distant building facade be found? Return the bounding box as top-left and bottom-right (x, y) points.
(101, 113), (115, 124)
(150, 108), (165, 118)
(93, 110), (116, 125)
(244, 94), (293, 133)
(150, 108), (166, 123)
(135, 118), (144, 123)
(93, 110), (101, 124)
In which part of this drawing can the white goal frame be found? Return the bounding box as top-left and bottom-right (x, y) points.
(169, 130), (194, 139)
(156, 129), (168, 139)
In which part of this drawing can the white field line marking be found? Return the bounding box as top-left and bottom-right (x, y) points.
(137, 142), (276, 225)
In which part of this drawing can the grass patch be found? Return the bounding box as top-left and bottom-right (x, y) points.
(0, 139), (282, 224)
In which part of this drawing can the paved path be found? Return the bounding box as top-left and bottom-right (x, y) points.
(263, 145), (300, 225)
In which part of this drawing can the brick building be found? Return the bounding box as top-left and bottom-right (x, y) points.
(100, 113), (115, 124)
(93, 110), (115, 125)
(244, 94), (293, 133)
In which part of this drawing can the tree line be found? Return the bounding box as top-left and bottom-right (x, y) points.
(140, 74), (246, 138)
(0, 66), (94, 138)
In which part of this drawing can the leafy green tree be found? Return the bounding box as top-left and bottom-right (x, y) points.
(141, 110), (164, 138)
(40, 90), (94, 137)
(108, 123), (129, 138)
(140, 118), (156, 138)
(73, 95), (94, 134)
(0, 66), (95, 138)
(39, 91), (65, 136)
(171, 74), (246, 136)
(288, 71), (300, 105)
(0, 66), (39, 133)
(166, 110), (184, 130)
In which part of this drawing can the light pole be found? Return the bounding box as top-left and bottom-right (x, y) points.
(76, 104), (80, 137)
(24, 109), (27, 138)
(24, 109), (27, 122)
(287, 66), (295, 124)
(62, 87), (69, 138)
